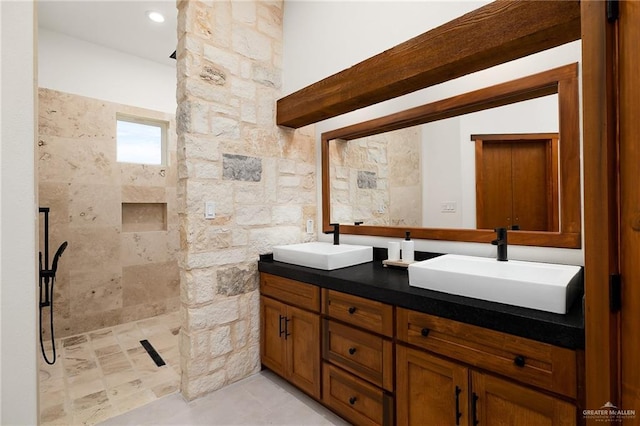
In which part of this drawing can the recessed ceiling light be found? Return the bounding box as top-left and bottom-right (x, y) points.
(146, 10), (165, 23)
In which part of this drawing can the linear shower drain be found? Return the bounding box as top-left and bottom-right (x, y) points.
(139, 339), (166, 367)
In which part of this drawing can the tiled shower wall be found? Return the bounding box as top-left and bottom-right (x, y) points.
(37, 88), (179, 338)
(176, 1), (316, 400)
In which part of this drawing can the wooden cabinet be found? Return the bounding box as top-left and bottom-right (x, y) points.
(397, 344), (576, 426)
(396, 344), (469, 425)
(260, 273), (582, 425)
(397, 307), (577, 399)
(322, 289), (394, 337)
(397, 307), (579, 425)
(323, 319), (393, 391)
(323, 362), (394, 426)
(472, 371), (576, 426)
(260, 274), (320, 399)
(321, 289), (394, 425)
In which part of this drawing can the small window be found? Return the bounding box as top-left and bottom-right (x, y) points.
(116, 115), (167, 165)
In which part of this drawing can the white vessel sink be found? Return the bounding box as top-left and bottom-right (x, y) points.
(273, 242), (373, 271)
(408, 254), (582, 314)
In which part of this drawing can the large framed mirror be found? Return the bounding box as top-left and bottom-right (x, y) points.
(321, 63), (580, 248)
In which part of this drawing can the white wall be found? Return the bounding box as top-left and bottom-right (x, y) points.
(0, 1), (39, 424)
(422, 95), (559, 229)
(282, 1), (492, 95)
(38, 28), (176, 114)
(282, 1), (583, 265)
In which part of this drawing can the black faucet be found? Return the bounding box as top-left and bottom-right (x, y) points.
(324, 223), (340, 245)
(491, 227), (508, 261)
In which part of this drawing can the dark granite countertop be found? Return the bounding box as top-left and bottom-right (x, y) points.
(258, 250), (585, 350)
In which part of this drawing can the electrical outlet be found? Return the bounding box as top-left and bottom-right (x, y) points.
(440, 201), (457, 213)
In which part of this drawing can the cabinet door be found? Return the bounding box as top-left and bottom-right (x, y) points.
(286, 305), (321, 399)
(397, 344), (468, 426)
(260, 296), (286, 376)
(471, 371), (576, 426)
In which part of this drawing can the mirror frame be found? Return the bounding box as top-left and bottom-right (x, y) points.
(321, 63), (581, 248)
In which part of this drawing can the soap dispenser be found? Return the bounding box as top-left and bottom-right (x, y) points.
(401, 231), (414, 263)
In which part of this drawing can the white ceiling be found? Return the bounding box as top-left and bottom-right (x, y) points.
(37, 0), (178, 67)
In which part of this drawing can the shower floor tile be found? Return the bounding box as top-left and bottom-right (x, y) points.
(39, 312), (180, 426)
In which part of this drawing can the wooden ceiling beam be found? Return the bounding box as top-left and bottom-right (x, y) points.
(276, 0), (581, 128)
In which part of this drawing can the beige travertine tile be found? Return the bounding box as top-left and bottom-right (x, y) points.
(66, 367), (102, 386)
(103, 369), (140, 389)
(120, 301), (169, 324)
(40, 313), (181, 425)
(71, 282), (123, 315)
(94, 344), (121, 358)
(112, 389), (156, 413)
(77, 309), (124, 334)
(122, 261), (179, 306)
(73, 402), (116, 426)
(121, 185), (166, 203)
(120, 231), (170, 266)
(66, 226), (121, 272)
(69, 269), (122, 300)
(89, 329), (115, 341)
(106, 378), (144, 399)
(39, 388), (66, 409)
(64, 358), (98, 378)
(129, 353), (160, 375)
(126, 346), (146, 357)
(98, 352), (132, 376)
(63, 335), (88, 348)
(114, 325), (145, 350)
(72, 389), (109, 411)
(68, 183), (121, 228)
(39, 402), (69, 424)
(68, 377), (105, 400)
(151, 381), (179, 398)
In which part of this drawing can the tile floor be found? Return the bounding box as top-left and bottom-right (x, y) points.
(40, 312), (349, 425)
(99, 369), (349, 426)
(39, 312), (181, 425)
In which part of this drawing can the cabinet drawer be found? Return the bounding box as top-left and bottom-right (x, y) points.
(322, 363), (393, 426)
(322, 289), (393, 337)
(396, 307), (577, 399)
(323, 319), (393, 391)
(260, 273), (320, 312)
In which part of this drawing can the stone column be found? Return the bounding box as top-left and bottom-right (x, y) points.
(176, 0), (316, 399)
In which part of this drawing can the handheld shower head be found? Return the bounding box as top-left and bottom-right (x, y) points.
(51, 241), (68, 274)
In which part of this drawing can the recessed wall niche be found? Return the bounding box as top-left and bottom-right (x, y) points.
(122, 202), (167, 232)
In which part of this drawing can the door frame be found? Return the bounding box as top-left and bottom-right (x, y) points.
(581, 0), (621, 413)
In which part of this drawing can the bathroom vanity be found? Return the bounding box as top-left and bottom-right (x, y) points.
(258, 252), (584, 425)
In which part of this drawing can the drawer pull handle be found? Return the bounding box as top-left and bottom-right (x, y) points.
(348, 306), (357, 314)
(455, 386), (462, 425)
(349, 396), (357, 405)
(472, 392), (479, 426)
(421, 328), (431, 337)
(284, 317), (291, 340)
(278, 315), (285, 337)
(514, 355), (526, 367)
(348, 347), (357, 355)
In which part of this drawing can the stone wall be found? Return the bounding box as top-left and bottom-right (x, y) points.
(176, 1), (316, 399)
(37, 88), (179, 338)
(329, 126), (422, 226)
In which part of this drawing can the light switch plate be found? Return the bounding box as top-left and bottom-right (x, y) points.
(205, 201), (215, 219)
